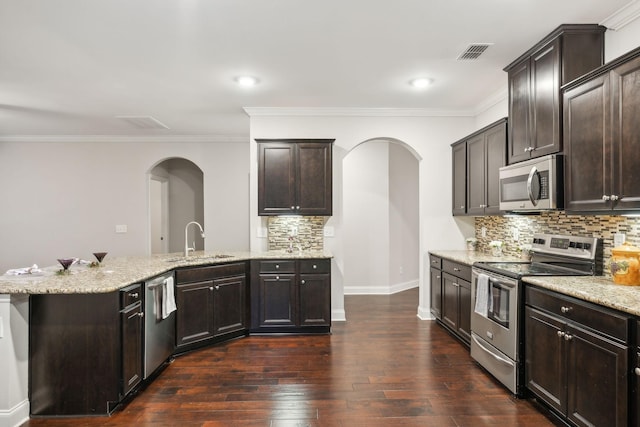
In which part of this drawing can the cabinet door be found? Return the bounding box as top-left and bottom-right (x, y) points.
(258, 142), (296, 215)
(442, 273), (459, 332)
(430, 267), (442, 319)
(297, 142), (332, 216)
(299, 273), (331, 327)
(175, 281), (215, 347)
(525, 306), (566, 415)
(508, 59), (532, 164)
(258, 274), (297, 327)
(457, 279), (471, 344)
(484, 121), (506, 214)
(452, 141), (467, 215)
(213, 275), (247, 337)
(610, 56), (640, 211)
(121, 302), (143, 396)
(530, 39), (561, 158)
(466, 133), (486, 216)
(566, 325), (628, 427)
(564, 74), (610, 212)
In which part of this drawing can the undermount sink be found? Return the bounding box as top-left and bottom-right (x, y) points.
(165, 254), (233, 263)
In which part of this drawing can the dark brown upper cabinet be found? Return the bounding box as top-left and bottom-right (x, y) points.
(452, 118), (507, 216)
(257, 139), (333, 216)
(563, 47), (640, 213)
(504, 24), (605, 165)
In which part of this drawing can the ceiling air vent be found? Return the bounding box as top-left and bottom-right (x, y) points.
(116, 115), (169, 129)
(457, 43), (493, 60)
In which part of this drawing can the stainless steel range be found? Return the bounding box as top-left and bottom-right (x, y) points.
(470, 233), (602, 396)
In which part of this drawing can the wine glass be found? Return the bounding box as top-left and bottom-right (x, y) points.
(57, 258), (74, 272)
(93, 252), (108, 266)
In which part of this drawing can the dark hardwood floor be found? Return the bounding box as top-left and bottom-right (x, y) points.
(23, 288), (556, 426)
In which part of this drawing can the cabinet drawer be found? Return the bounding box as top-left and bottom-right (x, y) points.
(258, 260), (296, 274)
(176, 262), (246, 284)
(442, 260), (471, 281)
(429, 255), (442, 269)
(120, 284), (142, 309)
(526, 286), (629, 342)
(299, 259), (330, 274)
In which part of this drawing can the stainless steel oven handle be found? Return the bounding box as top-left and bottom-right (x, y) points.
(526, 166), (538, 206)
(472, 334), (515, 367)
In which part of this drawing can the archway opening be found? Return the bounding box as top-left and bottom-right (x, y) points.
(342, 138), (420, 295)
(149, 158), (204, 254)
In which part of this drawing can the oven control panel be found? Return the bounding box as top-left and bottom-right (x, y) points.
(531, 233), (599, 260)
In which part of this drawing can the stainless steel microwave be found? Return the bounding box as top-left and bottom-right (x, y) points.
(498, 154), (563, 211)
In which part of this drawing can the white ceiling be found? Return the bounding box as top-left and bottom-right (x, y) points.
(0, 0), (634, 138)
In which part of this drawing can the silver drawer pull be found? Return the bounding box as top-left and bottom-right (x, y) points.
(301, 280), (306, 285)
(560, 306), (572, 314)
(557, 331), (565, 339)
(129, 292), (139, 298)
(635, 367), (640, 376)
(453, 267), (460, 272)
(275, 264), (280, 269)
(138, 312), (144, 318)
(313, 264), (317, 269)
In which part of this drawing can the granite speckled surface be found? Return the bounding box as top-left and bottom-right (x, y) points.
(430, 250), (640, 317)
(0, 250), (332, 295)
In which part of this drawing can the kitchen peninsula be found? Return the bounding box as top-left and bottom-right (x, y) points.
(0, 250), (332, 423)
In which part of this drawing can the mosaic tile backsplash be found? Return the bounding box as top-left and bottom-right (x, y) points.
(267, 216), (325, 251)
(475, 212), (640, 276)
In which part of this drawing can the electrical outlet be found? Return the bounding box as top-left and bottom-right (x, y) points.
(399, 266), (404, 275)
(614, 233), (626, 247)
(481, 227), (487, 238)
(115, 224), (127, 233)
(512, 228), (520, 241)
(0, 316), (3, 339)
(323, 226), (335, 237)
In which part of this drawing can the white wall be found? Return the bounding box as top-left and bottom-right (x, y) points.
(605, 15), (640, 61)
(0, 139), (250, 273)
(343, 141), (390, 293)
(248, 114), (476, 320)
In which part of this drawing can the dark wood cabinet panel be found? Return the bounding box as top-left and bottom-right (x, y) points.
(430, 266), (442, 320)
(212, 275), (248, 337)
(451, 141), (467, 215)
(453, 118), (506, 216)
(176, 280), (215, 347)
(564, 52), (640, 213)
(439, 260), (471, 346)
(257, 139), (333, 216)
(251, 258), (331, 333)
(505, 24), (605, 164)
(525, 286), (630, 427)
(175, 262), (248, 350)
(121, 301), (143, 396)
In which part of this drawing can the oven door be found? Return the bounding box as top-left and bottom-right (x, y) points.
(470, 268), (519, 361)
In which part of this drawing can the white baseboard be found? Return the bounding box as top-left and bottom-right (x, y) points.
(0, 399), (29, 427)
(344, 279), (418, 295)
(331, 308), (346, 322)
(417, 305), (435, 320)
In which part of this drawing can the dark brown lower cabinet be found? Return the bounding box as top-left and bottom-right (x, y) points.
(175, 262), (248, 350)
(251, 258), (331, 333)
(30, 284), (143, 416)
(525, 286), (629, 427)
(439, 258), (471, 346)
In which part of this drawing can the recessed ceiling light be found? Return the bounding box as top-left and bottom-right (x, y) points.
(235, 76), (259, 87)
(410, 78), (433, 89)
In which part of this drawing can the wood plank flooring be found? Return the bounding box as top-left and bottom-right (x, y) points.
(22, 288), (557, 426)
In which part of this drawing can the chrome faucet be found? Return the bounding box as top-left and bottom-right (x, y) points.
(184, 221), (205, 256)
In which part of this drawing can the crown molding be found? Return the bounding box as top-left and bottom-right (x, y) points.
(601, 0), (640, 30)
(473, 88), (508, 116)
(243, 107), (476, 117)
(0, 134), (250, 143)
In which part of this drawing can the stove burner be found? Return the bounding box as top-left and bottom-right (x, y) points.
(474, 261), (592, 278)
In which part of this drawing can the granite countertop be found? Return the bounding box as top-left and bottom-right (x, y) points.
(0, 250), (332, 295)
(429, 249), (640, 317)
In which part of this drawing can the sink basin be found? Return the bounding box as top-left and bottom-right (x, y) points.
(165, 254), (233, 263)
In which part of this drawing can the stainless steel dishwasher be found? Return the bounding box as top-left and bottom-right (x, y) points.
(144, 272), (176, 379)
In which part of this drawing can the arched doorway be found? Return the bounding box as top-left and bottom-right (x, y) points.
(148, 158), (204, 254)
(342, 138), (420, 295)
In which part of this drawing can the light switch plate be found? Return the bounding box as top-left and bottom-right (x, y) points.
(614, 233), (626, 247)
(115, 224), (128, 233)
(323, 226), (335, 237)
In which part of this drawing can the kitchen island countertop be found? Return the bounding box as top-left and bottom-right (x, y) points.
(429, 249), (640, 317)
(0, 250), (333, 295)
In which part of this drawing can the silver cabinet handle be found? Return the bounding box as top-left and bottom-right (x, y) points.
(564, 333), (573, 341)
(602, 195), (611, 201)
(561, 306), (572, 314)
(452, 282), (460, 287)
(436, 275), (441, 279)
(453, 267), (461, 272)
(129, 292), (139, 298)
(276, 275), (280, 280)
(275, 264), (280, 269)
(215, 285), (220, 290)
(301, 280), (306, 285)
(557, 331), (565, 338)
(313, 264), (317, 269)
(209, 286), (214, 291)
(611, 195), (619, 201)
(635, 367), (640, 376)
(460, 205), (465, 209)
(431, 260), (438, 264)
(296, 206), (300, 210)
(291, 206), (295, 209)
(138, 312), (144, 318)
